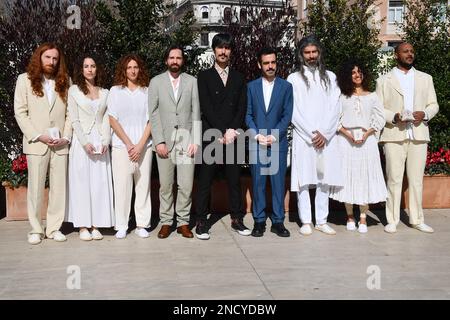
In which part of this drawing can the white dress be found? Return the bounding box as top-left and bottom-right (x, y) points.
(67, 99), (115, 227)
(287, 69), (343, 190)
(329, 93), (387, 205)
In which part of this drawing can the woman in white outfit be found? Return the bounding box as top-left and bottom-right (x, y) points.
(330, 60), (387, 233)
(67, 56), (115, 240)
(108, 54), (152, 239)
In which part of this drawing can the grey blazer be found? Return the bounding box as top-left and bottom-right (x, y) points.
(149, 71), (201, 152)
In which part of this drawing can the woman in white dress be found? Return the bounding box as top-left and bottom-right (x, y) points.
(67, 56), (115, 240)
(108, 54), (152, 239)
(330, 60), (387, 233)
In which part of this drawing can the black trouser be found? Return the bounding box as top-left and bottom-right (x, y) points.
(196, 142), (245, 222)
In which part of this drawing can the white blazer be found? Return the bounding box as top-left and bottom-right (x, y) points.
(68, 85), (110, 146)
(376, 68), (439, 143)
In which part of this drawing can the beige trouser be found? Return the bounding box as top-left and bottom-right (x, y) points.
(384, 140), (427, 226)
(156, 146), (195, 227)
(111, 147), (152, 231)
(27, 150), (67, 237)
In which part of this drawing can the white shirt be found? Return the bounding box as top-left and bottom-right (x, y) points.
(168, 73), (180, 100)
(43, 77), (55, 106)
(254, 77), (277, 142)
(107, 85), (152, 148)
(214, 63), (229, 85)
(394, 67), (415, 139)
(262, 77), (275, 111)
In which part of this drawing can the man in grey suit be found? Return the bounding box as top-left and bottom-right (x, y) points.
(150, 45), (201, 239)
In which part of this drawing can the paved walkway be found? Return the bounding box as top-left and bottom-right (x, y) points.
(0, 209), (449, 299)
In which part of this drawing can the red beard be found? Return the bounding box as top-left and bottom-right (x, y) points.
(42, 64), (56, 75)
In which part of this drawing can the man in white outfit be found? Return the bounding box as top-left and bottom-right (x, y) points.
(376, 42), (439, 234)
(287, 35), (342, 235)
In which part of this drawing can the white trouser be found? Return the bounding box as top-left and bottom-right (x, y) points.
(111, 147), (152, 231)
(384, 140), (427, 226)
(297, 184), (330, 225)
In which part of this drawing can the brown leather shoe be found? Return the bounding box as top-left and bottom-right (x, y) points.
(177, 225), (193, 238)
(158, 225), (171, 239)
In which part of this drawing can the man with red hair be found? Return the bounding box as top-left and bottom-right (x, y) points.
(14, 43), (72, 245)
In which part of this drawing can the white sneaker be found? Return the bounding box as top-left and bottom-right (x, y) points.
(315, 223), (336, 235)
(91, 229), (103, 240)
(115, 229), (127, 239)
(358, 223), (368, 234)
(384, 223), (397, 234)
(299, 223), (313, 236)
(412, 223), (434, 233)
(48, 231), (67, 242)
(346, 221), (357, 231)
(135, 228), (150, 238)
(79, 229), (92, 241)
(28, 234), (42, 245)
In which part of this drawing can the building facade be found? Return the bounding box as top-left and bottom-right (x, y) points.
(297, 0), (449, 49)
(165, 0), (296, 50)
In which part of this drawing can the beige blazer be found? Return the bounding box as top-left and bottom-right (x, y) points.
(149, 71), (201, 151)
(376, 68), (439, 143)
(14, 73), (72, 155)
(68, 85), (110, 146)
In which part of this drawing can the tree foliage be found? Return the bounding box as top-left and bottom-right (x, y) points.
(225, 0), (297, 81)
(95, 0), (205, 79)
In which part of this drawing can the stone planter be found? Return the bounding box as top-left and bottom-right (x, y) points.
(4, 186), (48, 221)
(402, 174), (450, 209)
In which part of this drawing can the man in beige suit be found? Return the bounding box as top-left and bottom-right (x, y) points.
(150, 45), (201, 239)
(14, 43), (72, 244)
(376, 42), (439, 234)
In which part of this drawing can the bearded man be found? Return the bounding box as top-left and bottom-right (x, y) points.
(287, 35), (342, 236)
(14, 42), (72, 244)
(149, 44), (201, 239)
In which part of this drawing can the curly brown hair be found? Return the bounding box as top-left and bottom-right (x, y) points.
(113, 54), (149, 87)
(73, 56), (106, 95)
(26, 42), (69, 102)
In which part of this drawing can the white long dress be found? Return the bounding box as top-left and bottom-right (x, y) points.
(67, 99), (115, 227)
(287, 68), (343, 191)
(329, 93), (387, 205)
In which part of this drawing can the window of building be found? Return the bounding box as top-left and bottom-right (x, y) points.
(201, 6), (208, 19)
(388, 1), (404, 24)
(260, 8), (268, 18)
(224, 7), (232, 24)
(387, 41), (402, 49)
(200, 33), (209, 47)
(240, 8), (247, 24)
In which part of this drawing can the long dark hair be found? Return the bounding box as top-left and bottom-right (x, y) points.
(296, 35), (330, 91)
(73, 55), (106, 95)
(337, 59), (371, 97)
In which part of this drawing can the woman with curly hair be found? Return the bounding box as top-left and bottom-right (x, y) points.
(330, 60), (387, 233)
(66, 55), (114, 241)
(107, 54), (152, 239)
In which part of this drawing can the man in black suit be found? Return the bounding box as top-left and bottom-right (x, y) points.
(195, 33), (250, 240)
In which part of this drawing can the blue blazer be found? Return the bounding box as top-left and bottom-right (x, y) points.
(246, 77), (293, 152)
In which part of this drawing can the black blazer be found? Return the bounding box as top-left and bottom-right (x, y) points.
(197, 67), (247, 137)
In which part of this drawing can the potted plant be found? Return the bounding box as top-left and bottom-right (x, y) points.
(421, 148), (450, 208)
(0, 153), (48, 221)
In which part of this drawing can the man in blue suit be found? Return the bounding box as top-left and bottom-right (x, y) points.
(246, 47), (293, 237)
